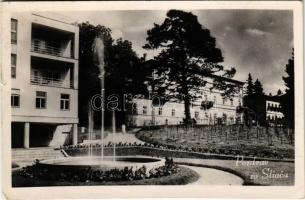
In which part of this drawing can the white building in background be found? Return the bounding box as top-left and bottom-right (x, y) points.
(126, 76), (244, 127)
(266, 99), (284, 121)
(11, 13), (79, 148)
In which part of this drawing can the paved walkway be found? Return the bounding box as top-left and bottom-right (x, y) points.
(173, 157), (294, 186)
(181, 165), (243, 185)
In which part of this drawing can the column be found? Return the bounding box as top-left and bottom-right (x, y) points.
(24, 122), (30, 149)
(72, 124), (78, 145)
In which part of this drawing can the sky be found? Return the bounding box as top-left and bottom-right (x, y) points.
(59, 9), (293, 94)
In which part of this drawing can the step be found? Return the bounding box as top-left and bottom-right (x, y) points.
(12, 148), (64, 163)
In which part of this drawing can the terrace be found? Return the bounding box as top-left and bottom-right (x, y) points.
(31, 56), (75, 89)
(31, 23), (75, 59)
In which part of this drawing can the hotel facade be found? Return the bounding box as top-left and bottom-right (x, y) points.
(126, 76), (244, 127)
(11, 13), (79, 148)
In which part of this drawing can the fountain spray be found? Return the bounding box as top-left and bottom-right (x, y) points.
(92, 36), (105, 160)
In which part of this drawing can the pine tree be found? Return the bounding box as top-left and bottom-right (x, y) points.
(253, 79), (264, 96)
(144, 10), (237, 123)
(245, 73), (254, 96)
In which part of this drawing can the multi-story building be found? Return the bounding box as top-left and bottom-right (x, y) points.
(125, 76), (244, 126)
(266, 96), (284, 124)
(243, 94), (284, 126)
(11, 13), (79, 148)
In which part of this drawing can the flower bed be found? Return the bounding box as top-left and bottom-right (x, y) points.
(15, 157), (176, 183)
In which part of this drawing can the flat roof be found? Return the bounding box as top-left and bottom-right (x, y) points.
(32, 12), (77, 27)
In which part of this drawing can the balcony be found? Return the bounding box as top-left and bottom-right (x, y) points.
(30, 75), (73, 88)
(31, 39), (74, 59)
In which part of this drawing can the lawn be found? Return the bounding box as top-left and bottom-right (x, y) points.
(136, 125), (294, 159)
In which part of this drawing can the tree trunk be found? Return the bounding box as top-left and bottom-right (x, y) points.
(184, 96), (191, 123)
(182, 70), (191, 124)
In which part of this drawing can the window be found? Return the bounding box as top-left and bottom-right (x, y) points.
(32, 70), (39, 83)
(204, 94), (208, 101)
(42, 71), (60, 82)
(60, 94), (70, 110)
(172, 109), (175, 117)
(48, 71), (60, 81)
(132, 104), (138, 114)
(222, 98), (226, 105)
(230, 99), (233, 106)
(143, 106), (147, 115)
(11, 19), (17, 44)
(158, 107), (162, 115)
(11, 54), (16, 78)
(205, 112), (209, 118)
(11, 89), (20, 107)
(36, 91), (46, 109)
(195, 111), (199, 119)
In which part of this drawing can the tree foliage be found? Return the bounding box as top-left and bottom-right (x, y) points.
(78, 22), (149, 127)
(281, 49), (294, 128)
(277, 89), (283, 96)
(144, 10), (238, 123)
(253, 78), (264, 96)
(245, 73), (254, 96)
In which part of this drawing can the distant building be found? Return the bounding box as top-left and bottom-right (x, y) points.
(11, 13), (79, 148)
(125, 75), (244, 127)
(266, 96), (284, 125)
(243, 94), (284, 126)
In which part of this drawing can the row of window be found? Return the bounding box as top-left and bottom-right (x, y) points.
(194, 96), (237, 107)
(11, 90), (70, 110)
(143, 107), (212, 119)
(267, 102), (281, 108)
(141, 106), (177, 117)
(142, 106), (236, 121)
(267, 115), (283, 120)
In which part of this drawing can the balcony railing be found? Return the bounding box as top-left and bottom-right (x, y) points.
(30, 75), (73, 88)
(31, 39), (73, 58)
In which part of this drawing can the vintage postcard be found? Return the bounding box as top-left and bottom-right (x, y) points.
(0, 1), (304, 199)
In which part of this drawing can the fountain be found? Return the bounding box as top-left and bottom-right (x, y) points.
(38, 35), (164, 174)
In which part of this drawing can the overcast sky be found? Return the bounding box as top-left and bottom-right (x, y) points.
(60, 10), (293, 94)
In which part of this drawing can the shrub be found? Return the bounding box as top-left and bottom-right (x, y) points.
(18, 157), (177, 183)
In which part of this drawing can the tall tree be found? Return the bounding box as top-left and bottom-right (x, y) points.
(143, 10), (237, 123)
(253, 78), (264, 95)
(282, 49), (294, 128)
(245, 73), (254, 96)
(105, 39), (149, 125)
(78, 22), (149, 127)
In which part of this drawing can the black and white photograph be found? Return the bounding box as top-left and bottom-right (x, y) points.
(1, 1), (304, 199)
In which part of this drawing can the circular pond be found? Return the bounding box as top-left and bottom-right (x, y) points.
(39, 156), (165, 171)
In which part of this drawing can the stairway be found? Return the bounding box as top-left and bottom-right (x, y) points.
(12, 148), (64, 165)
(49, 124), (72, 147)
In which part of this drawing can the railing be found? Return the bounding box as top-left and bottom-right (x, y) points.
(31, 39), (73, 58)
(30, 75), (73, 88)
